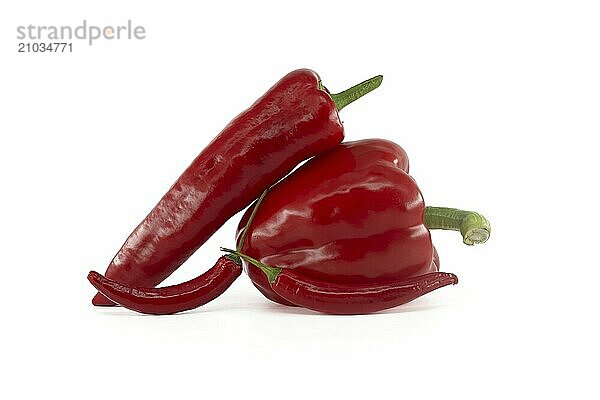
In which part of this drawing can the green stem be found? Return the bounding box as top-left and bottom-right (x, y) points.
(236, 189), (269, 251)
(221, 247), (281, 284)
(223, 189), (274, 280)
(225, 253), (242, 266)
(322, 75), (383, 111)
(424, 207), (491, 246)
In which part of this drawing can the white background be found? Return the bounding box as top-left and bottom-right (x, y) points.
(1, 1), (598, 398)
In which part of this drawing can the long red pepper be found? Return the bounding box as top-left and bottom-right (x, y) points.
(92, 69), (382, 306)
(87, 255), (241, 315)
(271, 271), (458, 315)
(222, 249), (458, 315)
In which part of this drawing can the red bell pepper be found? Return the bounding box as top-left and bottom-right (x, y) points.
(92, 69), (382, 306)
(230, 139), (490, 313)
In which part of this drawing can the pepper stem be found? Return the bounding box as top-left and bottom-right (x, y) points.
(424, 207), (491, 245)
(322, 75), (383, 111)
(224, 253), (242, 266)
(236, 189), (269, 251)
(221, 247), (281, 283)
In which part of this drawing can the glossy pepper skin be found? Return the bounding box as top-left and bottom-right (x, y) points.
(87, 255), (242, 315)
(93, 69), (382, 306)
(222, 247), (456, 314)
(269, 271), (457, 315)
(236, 139), (440, 308)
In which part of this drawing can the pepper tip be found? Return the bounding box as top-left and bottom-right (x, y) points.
(88, 271), (101, 283)
(448, 273), (459, 285)
(89, 273), (117, 306)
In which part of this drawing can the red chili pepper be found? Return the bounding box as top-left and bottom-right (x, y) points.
(222, 250), (457, 315)
(92, 69), (382, 306)
(87, 255), (242, 315)
(86, 192), (268, 315)
(231, 139), (490, 313)
(269, 271), (459, 315)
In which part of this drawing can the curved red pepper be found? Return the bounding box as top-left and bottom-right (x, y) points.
(233, 139), (489, 313)
(92, 70), (382, 306)
(221, 249), (456, 315)
(87, 255), (241, 315)
(269, 271), (458, 315)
